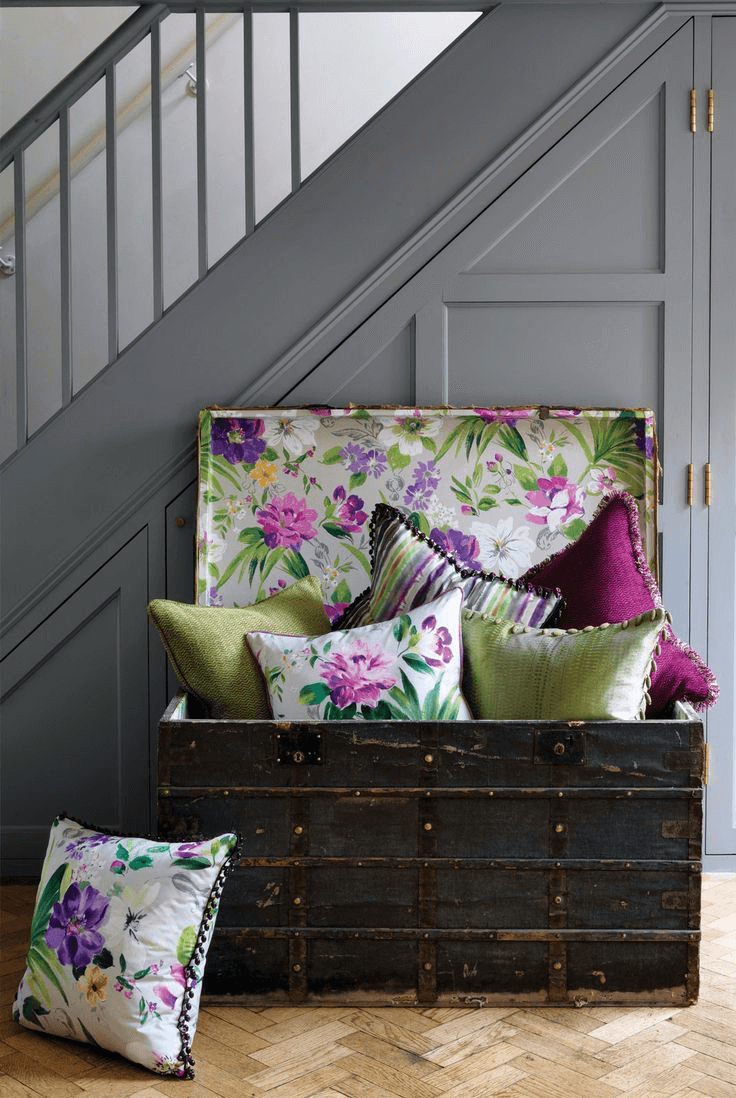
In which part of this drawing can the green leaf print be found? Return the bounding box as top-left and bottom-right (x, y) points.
(402, 652), (434, 675)
(349, 472), (367, 490)
(387, 444), (411, 472)
(514, 465), (539, 493)
(548, 454), (568, 478)
(21, 995), (49, 1026)
(28, 945), (69, 1005)
(564, 518), (588, 541)
(333, 579), (352, 604)
(173, 857), (211, 870)
(30, 864), (67, 946)
(283, 550), (310, 580)
(177, 926), (198, 966)
(129, 855), (154, 871)
(299, 681), (331, 707)
(497, 425), (528, 461)
(322, 521), (354, 541)
(321, 446), (345, 465)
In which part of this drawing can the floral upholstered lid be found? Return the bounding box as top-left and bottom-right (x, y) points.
(196, 407), (657, 620)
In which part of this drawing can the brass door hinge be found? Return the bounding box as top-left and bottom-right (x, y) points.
(707, 88), (715, 133)
(690, 89), (698, 132)
(705, 463), (712, 506)
(687, 463), (694, 506)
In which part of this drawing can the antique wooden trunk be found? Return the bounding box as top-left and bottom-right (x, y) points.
(158, 697), (703, 1007)
(155, 406), (704, 1006)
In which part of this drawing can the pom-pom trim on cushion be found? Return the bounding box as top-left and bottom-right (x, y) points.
(13, 814), (241, 1079)
(524, 489), (718, 712)
(333, 503), (563, 631)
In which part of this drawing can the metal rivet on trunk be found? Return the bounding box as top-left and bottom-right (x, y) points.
(423, 822), (433, 831)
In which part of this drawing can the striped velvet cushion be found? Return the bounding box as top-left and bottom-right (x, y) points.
(334, 504), (562, 630)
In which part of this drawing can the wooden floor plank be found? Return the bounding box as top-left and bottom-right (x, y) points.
(338, 1032), (440, 1079)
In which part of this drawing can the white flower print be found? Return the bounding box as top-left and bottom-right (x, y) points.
(264, 417), (316, 457)
(379, 413), (442, 457)
(425, 495), (456, 528)
(471, 517), (535, 579)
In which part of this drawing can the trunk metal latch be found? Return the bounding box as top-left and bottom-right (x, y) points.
(276, 731), (323, 765)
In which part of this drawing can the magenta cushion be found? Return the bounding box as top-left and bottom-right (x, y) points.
(522, 491), (718, 715)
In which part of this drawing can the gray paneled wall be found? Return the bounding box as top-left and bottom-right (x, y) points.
(2, 6), (734, 872)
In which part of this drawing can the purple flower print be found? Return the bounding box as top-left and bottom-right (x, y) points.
(337, 494), (367, 532)
(430, 527), (481, 571)
(475, 408), (532, 428)
(526, 477), (585, 529)
(421, 615), (436, 631)
(633, 416), (655, 458)
(320, 640), (397, 709)
(170, 963), (187, 987)
(174, 842), (206, 860)
(45, 883), (109, 967)
(208, 585), (224, 607)
(154, 985), (178, 1010)
(325, 602), (349, 624)
(404, 460), (441, 509)
(257, 493), (318, 550)
(340, 444), (387, 479)
(426, 626), (453, 667)
(211, 418), (266, 465)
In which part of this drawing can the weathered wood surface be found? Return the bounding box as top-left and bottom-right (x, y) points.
(157, 698), (704, 1007)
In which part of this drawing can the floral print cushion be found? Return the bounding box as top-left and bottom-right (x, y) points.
(334, 503), (561, 631)
(13, 816), (238, 1078)
(246, 586), (472, 722)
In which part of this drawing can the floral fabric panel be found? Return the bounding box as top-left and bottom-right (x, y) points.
(335, 502), (560, 630)
(198, 407), (656, 618)
(13, 817), (237, 1078)
(246, 586), (472, 721)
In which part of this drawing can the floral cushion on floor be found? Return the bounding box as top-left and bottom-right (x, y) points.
(246, 586), (472, 721)
(13, 816), (238, 1078)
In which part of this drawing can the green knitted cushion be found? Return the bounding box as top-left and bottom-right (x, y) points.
(462, 607), (666, 721)
(148, 576), (330, 718)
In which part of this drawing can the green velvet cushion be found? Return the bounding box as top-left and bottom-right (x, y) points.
(462, 607), (666, 721)
(148, 576), (330, 718)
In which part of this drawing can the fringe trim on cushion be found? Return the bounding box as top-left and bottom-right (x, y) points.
(663, 622), (720, 712)
(524, 490), (719, 712)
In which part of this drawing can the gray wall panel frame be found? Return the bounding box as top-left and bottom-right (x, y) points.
(0, 531), (150, 874)
(705, 16), (736, 855)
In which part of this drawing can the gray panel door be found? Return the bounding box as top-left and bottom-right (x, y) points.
(706, 18), (736, 856)
(289, 23), (694, 637)
(0, 532), (150, 874)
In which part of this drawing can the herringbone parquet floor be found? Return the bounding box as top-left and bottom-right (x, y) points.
(1, 876), (735, 1098)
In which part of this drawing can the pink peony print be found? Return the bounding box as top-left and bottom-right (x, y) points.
(320, 640), (397, 709)
(256, 493), (318, 550)
(526, 477), (585, 529)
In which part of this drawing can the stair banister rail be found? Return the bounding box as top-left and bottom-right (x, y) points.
(0, 4), (168, 454)
(0, 2), (483, 461)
